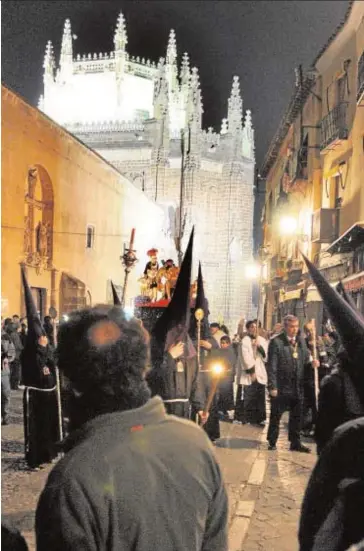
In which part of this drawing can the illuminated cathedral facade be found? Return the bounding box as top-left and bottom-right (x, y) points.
(39, 13), (256, 329)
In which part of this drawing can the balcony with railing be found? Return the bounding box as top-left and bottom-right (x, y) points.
(320, 102), (349, 152)
(357, 51), (364, 105)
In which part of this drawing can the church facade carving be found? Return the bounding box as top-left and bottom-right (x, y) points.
(24, 166), (54, 274)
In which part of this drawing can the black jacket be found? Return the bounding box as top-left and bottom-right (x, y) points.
(147, 352), (204, 411)
(267, 333), (310, 397)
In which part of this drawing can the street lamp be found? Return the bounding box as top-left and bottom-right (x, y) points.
(245, 263), (260, 279)
(279, 215), (298, 236)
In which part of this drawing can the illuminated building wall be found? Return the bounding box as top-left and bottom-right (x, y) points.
(260, 1), (364, 328)
(1, 85), (176, 319)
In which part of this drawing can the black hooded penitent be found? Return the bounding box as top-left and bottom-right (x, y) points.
(152, 227), (194, 353)
(194, 262), (210, 340)
(111, 281), (122, 306)
(21, 266), (46, 387)
(302, 253), (364, 365)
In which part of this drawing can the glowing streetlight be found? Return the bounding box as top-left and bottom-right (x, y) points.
(245, 263), (260, 279)
(279, 216), (298, 236)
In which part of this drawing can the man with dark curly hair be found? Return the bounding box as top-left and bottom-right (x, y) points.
(35, 304), (228, 551)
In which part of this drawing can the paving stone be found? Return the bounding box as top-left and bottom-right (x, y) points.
(235, 500), (255, 518)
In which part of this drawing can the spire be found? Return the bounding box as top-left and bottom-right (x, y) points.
(60, 19), (72, 62)
(302, 253), (364, 364)
(166, 29), (178, 94)
(187, 67), (203, 124)
(221, 118), (228, 134)
(111, 281), (121, 306)
(152, 227), (195, 343)
(114, 11), (128, 50)
(166, 29), (177, 64)
(180, 52), (190, 87)
(244, 109), (252, 130)
(59, 19), (73, 81)
(154, 57), (169, 117)
(227, 75), (243, 134)
(43, 40), (55, 80)
(243, 109), (255, 160)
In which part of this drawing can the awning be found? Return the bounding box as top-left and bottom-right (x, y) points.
(327, 222), (364, 255)
(343, 271), (364, 292)
(306, 270), (364, 301)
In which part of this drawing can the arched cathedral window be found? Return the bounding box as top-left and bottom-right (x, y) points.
(24, 165), (54, 273)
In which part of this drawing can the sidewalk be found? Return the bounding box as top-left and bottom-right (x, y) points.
(2, 390), (317, 550)
(226, 420), (317, 551)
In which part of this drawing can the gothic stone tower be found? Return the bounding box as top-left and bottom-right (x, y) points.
(39, 14), (255, 329)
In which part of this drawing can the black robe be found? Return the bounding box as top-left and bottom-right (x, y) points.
(22, 344), (59, 468)
(299, 417), (364, 551)
(147, 350), (204, 419)
(315, 366), (364, 455)
(192, 338), (221, 441)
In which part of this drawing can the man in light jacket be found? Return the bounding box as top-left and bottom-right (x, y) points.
(239, 320), (268, 425)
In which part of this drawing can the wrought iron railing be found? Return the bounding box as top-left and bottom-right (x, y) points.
(357, 51), (364, 102)
(320, 102), (349, 150)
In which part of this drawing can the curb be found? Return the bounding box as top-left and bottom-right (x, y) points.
(228, 428), (268, 551)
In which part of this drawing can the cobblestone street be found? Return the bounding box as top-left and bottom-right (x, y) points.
(2, 390), (317, 550)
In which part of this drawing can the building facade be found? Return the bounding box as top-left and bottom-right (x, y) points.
(1, 85), (176, 321)
(260, 0), (364, 331)
(38, 13), (256, 330)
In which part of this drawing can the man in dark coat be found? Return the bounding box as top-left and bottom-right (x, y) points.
(20, 267), (59, 469)
(266, 314), (318, 452)
(35, 304), (229, 551)
(147, 228), (205, 421)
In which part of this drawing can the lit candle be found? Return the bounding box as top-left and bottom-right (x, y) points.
(129, 228), (135, 249)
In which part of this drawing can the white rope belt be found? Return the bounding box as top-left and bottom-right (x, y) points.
(163, 398), (189, 403)
(25, 385), (57, 392)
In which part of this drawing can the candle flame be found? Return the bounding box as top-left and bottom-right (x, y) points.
(211, 363), (224, 375)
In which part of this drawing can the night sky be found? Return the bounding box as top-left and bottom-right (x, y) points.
(2, 0), (350, 166)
